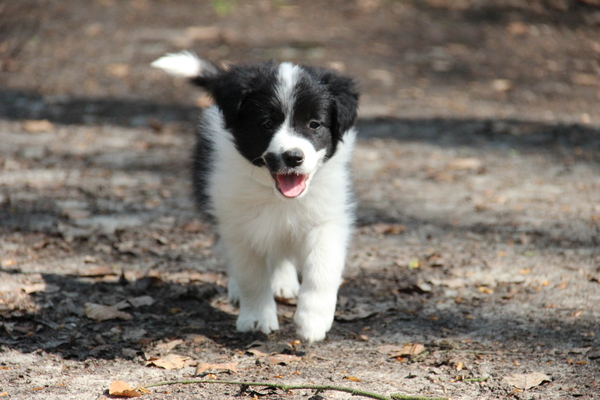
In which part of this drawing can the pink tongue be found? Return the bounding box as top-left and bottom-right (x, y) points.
(276, 174), (307, 198)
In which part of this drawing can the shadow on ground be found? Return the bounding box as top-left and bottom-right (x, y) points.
(1, 90), (599, 363)
(0, 265), (597, 361)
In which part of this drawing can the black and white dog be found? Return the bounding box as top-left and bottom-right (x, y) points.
(152, 52), (359, 342)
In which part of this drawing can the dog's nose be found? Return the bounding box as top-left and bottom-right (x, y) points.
(282, 148), (304, 167)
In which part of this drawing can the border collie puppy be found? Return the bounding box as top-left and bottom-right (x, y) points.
(152, 52), (359, 342)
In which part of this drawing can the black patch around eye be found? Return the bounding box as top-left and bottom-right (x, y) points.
(309, 121), (321, 130)
(262, 120), (275, 130)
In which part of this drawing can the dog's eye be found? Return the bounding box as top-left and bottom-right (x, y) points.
(262, 120), (274, 130)
(309, 121), (321, 130)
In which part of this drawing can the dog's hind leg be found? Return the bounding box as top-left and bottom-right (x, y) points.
(270, 260), (300, 301)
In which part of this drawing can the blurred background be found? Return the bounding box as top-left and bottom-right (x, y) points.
(2, 0), (600, 125)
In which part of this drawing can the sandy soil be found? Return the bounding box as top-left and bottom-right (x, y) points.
(1, 1), (599, 399)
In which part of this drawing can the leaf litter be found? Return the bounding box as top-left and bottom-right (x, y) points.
(502, 372), (551, 389)
(108, 380), (142, 398)
(146, 354), (195, 370)
(83, 302), (133, 321)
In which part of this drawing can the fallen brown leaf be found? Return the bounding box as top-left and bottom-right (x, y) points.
(128, 295), (154, 308)
(146, 354), (194, 370)
(502, 372), (550, 389)
(448, 157), (482, 170)
(247, 348), (269, 358)
(264, 354), (301, 365)
(195, 362), (238, 375)
(345, 376), (361, 382)
(378, 343), (425, 357)
(155, 339), (184, 352)
(108, 380), (141, 398)
(107, 63), (130, 78)
(372, 223), (407, 235)
(335, 305), (379, 321)
(84, 303), (133, 322)
(21, 283), (60, 294)
(22, 119), (54, 133)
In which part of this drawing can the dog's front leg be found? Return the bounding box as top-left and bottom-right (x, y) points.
(228, 246), (279, 334)
(295, 223), (349, 342)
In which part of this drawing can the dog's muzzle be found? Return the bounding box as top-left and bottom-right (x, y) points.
(264, 148), (309, 198)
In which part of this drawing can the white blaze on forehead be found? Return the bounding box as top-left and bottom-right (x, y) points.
(267, 63), (326, 175)
(276, 62), (302, 113)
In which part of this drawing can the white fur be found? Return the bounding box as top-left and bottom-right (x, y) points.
(151, 51), (217, 78)
(276, 62), (301, 113)
(202, 104), (356, 342)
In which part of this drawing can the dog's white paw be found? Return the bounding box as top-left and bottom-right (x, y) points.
(271, 275), (299, 300)
(294, 308), (333, 343)
(271, 261), (299, 300)
(237, 304), (279, 334)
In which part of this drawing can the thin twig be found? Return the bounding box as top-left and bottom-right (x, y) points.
(144, 379), (448, 400)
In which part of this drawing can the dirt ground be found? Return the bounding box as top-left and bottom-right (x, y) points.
(1, 1), (600, 399)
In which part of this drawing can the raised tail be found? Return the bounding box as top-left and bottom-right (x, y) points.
(151, 51), (220, 88)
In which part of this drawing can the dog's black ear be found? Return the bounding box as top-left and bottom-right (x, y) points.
(321, 71), (359, 138)
(205, 62), (278, 130)
(204, 71), (246, 129)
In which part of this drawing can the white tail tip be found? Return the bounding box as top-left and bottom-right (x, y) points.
(151, 51), (216, 79)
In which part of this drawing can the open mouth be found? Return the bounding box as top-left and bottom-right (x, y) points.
(273, 173), (309, 198)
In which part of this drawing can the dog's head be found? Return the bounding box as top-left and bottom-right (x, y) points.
(206, 61), (359, 198)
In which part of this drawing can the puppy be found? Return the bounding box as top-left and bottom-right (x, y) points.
(152, 52), (359, 342)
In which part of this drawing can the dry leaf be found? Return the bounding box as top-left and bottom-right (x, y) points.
(478, 286), (494, 294)
(107, 63), (130, 78)
(377, 344), (404, 355)
(21, 283), (60, 294)
(492, 79), (513, 92)
(247, 348), (269, 358)
(391, 343), (425, 357)
(108, 380), (141, 398)
(448, 157), (482, 170)
(372, 223), (407, 235)
(264, 354), (301, 365)
(195, 362), (238, 375)
(335, 305), (379, 321)
(572, 73), (597, 86)
(128, 295), (154, 308)
(378, 343), (425, 357)
(345, 376), (361, 382)
(114, 296), (155, 310)
(502, 372), (550, 389)
(155, 339), (184, 352)
(84, 303), (133, 321)
(185, 334), (208, 344)
(507, 21), (529, 36)
(146, 354), (193, 370)
(22, 119), (54, 133)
